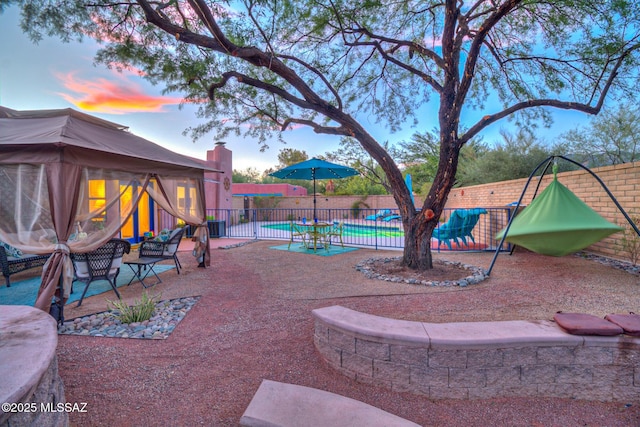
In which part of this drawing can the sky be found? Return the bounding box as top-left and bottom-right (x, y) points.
(0, 5), (593, 173)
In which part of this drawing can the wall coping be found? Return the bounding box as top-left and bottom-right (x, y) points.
(312, 305), (639, 349)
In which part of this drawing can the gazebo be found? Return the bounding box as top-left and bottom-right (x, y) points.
(0, 106), (221, 312)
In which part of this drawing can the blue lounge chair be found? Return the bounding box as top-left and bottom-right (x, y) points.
(433, 208), (487, 249)
(365, 209), (392, 221)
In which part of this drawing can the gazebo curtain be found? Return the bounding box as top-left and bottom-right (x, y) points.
(146, 176), (210, 267)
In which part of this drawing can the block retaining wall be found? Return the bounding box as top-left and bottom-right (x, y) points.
(313, 306), (640, 401)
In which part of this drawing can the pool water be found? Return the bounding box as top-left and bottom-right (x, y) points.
(261, 222), (404, 238)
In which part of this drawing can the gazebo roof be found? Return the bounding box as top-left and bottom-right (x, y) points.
(0, 106), (221, 176)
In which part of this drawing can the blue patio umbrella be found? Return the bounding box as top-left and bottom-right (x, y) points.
(269, 158), (359, 220)
(405, 173), (414, 205)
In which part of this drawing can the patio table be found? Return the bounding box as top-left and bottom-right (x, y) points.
(295, 222), (331, 252)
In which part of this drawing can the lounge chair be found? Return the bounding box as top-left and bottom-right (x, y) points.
(433, 208), (487, 249)
(138, 227), (185, 273)
(365, 209), (392, 221)
(382, 214), (401, 222)
(72, 238), (131, 306)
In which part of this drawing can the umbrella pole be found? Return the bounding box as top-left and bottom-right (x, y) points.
(313, 170), (317, 221)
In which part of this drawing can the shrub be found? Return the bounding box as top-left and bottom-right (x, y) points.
(617, 213), (640, 266)
(351, 198), (370, 218)
(108, 292), (161, 324)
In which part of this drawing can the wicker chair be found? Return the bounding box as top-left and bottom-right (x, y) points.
(71, 238), (131, 306)
(138, 227), (185, 273)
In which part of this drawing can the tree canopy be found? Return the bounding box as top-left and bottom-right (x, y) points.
(6, 0), (640, 269)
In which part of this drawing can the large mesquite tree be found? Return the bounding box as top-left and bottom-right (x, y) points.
(6, 0), (640, 269)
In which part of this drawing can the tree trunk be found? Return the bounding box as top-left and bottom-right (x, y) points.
(402, 216), (437, 269)
(401, 132), (461, 269)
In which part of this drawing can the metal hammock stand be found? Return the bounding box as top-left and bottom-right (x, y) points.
(487, 155), (640, 276)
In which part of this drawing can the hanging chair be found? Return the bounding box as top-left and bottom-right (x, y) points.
(495, 170), (623, 257)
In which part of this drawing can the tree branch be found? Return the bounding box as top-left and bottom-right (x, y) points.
(207, 71), (313, 111)
(280, 118), (352, 136)
(461, 39), (640, 145)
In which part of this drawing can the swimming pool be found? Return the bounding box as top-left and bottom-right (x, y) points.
(261, 221), (404, 237)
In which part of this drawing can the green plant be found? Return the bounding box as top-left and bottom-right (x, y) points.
(91, 218), (105, 231)
(350, 198), (370, 219)
(206, 215), (216, 221)
(617, 214), (640, 266)
(107, 292), (161, 324)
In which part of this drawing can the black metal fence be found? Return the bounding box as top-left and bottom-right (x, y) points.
(159, 207), (515, 252)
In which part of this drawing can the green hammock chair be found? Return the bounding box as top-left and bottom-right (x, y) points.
(495, 172), (623, 257)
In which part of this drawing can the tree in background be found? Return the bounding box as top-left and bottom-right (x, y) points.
(9, 1), (640, 270)
(560, 103), (640, 167)
(395, 132), (440, 195)
(233, 167), (263, 183)
(456, 129), (569, 186)
(276, 148), (308, 168)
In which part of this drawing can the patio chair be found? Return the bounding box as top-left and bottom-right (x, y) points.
(138, 227), (185, 273)
(326, 222), (344, 248)
(72, 238), (131, 307)
(288, 222), (309, 250)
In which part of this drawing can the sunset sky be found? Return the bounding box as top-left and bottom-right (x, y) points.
(0, 5), (592, 173)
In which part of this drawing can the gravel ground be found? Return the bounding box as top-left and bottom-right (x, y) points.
(56, 241), (640, 426)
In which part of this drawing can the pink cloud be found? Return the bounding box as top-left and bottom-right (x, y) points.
(55, 71), (184, 114)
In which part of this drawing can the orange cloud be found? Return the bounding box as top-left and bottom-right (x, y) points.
(56, 71), (184, 114)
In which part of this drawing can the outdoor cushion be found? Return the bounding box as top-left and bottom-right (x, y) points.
(604, 313), (640, 336)
(163, 228), (182, 255)
(154, 229), (172, 242)
(553, 312), (623, 336)
(74, 258), (122, 278)
(0, 241), (23, 258)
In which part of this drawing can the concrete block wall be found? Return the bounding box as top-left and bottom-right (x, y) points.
(313, 306), (640, 401)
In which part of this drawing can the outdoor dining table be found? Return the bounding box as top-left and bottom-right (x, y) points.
(295, 222), (332, 252)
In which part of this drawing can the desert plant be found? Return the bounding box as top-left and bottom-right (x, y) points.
(617, 214), (640, 266)
(108, 292), (161, 324)
(351, 198), (370, 219)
